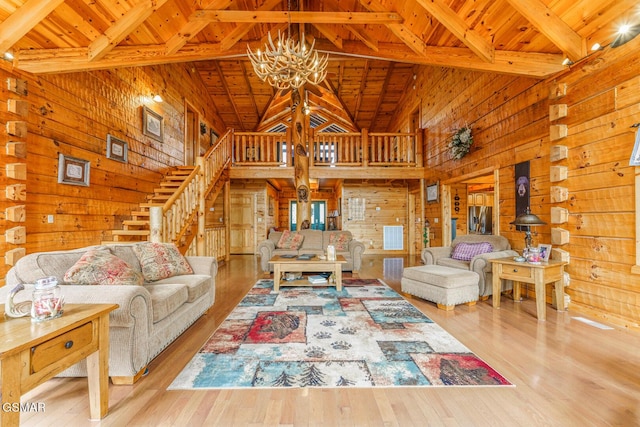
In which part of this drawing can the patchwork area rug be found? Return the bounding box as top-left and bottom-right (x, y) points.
(169, 278), (512, 389)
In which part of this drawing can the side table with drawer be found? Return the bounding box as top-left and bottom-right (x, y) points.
(0, 303), (117, 426)
(490, 257), (567, 321)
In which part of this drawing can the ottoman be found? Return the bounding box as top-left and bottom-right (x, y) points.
(401, 265), (480, 311)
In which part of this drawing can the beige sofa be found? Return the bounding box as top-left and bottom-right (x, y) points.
(257, 229), (365, 273)
(0, 243), (217, 384)
(421, 234), (518, 297)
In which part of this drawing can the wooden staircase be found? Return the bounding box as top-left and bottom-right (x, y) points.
(103, 166), (196, 245)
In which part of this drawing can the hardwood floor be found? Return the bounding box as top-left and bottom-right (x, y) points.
(19, 255), (640, 426)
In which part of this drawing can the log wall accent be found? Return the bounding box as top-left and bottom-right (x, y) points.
(1, 76), (29, 273)
(390, 39), (640, 329)
(0, 61), (224, 281)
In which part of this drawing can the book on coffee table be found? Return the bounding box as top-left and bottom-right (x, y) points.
(297, 254), (315, 260)
(308, 275), (328, 284)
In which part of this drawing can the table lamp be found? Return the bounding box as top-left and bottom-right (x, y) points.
(510, 207), (546, 250)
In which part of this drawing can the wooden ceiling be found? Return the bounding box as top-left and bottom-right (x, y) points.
(0, 0), (637, 133)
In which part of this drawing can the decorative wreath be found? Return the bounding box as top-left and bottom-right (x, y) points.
(449, 127), (473, 160)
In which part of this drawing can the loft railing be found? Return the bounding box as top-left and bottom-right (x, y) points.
(150, 130), (232, 256)
(231, 128), (420, 167)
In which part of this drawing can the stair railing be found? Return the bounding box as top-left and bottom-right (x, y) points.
(149, 129), (232, 254)
(149, 166), (201, 245)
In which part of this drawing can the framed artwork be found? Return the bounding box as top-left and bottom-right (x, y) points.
(106, 134), (128, 163)
(142, 106), (164, 142)
(539, 244), (552, 262)
(58, 154), (90, 186)
(268, 196), (274, 216)
(426, 182), (439, 202)
(514, 161), (530, 231)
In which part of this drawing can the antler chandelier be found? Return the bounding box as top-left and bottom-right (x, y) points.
(247, 0), (328, 90)
(247, 31), (328, 90)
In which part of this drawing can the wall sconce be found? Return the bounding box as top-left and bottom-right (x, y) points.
(152, 94), (163, 103)
(200, 122), (207, 135)
(510, 207), (546, 249)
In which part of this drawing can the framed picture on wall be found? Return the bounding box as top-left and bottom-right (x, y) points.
(515, 161), (530, 231)
(58, 154), (90, 186)
(142, 106), (164, 142)
(106, 134), (128, 163)
(426, 182), (439, 202)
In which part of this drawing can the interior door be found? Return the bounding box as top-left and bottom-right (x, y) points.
(230, 192), (256, 254)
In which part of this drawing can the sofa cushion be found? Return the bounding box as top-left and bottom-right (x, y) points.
(299, 229), (324, 249)
(145, 283), (189, 323)
(133, 242), (193, 281)
(451, 242), (493, 261)
(276, 230), (304, 249)
(152, 274), (211, 303)
(328, 232), (351, 251)
(63, 248), (144, 286)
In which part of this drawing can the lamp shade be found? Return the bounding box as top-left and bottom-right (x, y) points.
(510, 207), (546, 227)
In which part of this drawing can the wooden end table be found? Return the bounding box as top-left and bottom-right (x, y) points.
(269, 255), (347, 291)
(490, 257), (567, 321)
(0, 303), (117, 426)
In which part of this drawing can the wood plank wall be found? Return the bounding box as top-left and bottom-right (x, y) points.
(342, 182), (408, 255)
(0, 62), (224, 282)
(390, 40), (640, 329)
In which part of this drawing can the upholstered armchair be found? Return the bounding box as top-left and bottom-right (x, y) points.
(421, 234), (518, 297)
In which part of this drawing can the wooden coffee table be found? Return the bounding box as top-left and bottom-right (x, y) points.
(0, 303), (117, 426)
(269, 255), (347, 291)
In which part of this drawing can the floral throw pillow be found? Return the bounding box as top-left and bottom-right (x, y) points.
(133, 242), (193, 282)
(276, 230), (304, 249)
(451, 242), (493, 261)
(63, 248), (144, 286)
(329, 232), (351, 251)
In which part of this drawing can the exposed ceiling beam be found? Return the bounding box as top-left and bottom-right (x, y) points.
(318, 79), (357, 130)
(371, 62), (394, 128)
(239, 61), (261, 124)
(505, 0), (585, 61)
(203, 0), (283, 53)
(415, 0), (494, 63)
(312, 24), (344, 50)
(89, 0), (171, 61)
(190, 10), (404, 25)
(346, 25), (379, 52)
(0, 0), (65, 54)
(358, 0), (427, 56)
(213, 61), (245, 131)
(13, 41), (563, 78)
(353, 59), (370, 123)
(165, 0), (234, 55)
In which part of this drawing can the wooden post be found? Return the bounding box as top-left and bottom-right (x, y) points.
(196, 157), (205, 256)
(149, 207), (163, 243)
(362, 128), (369, 167)
(292, 88), (311, 228)
(224, 180), (231, 262)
